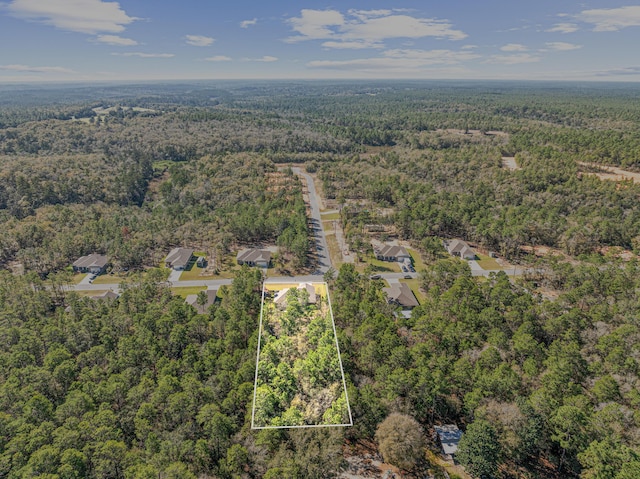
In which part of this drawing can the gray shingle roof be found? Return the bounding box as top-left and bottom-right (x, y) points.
(185, 289), (217, 314)
(435, 425), (463, 456)
(73, 253), (108, 269)
(165, 248), (194, 269)
(383, 283), (419, 308)
(237, 248), (271, 264)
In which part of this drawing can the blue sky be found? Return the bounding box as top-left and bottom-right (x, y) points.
(0, 0), (639, 82)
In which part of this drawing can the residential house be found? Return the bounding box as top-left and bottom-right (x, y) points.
(165, 248), (194, 270)
(434, 424), (463, 461)
(237, 248), (271, 268)
(273, 288), (291, 309)
(374, 244), (412, 263)
(90, 291), (120, 301)
(185, 289), (217, 314)
(383, 283), (419, 309)
(297, 283), (317, 304)
(73, 253), (109, 274)
(446, 239), (476, 260)
(273, 283), (317, 310)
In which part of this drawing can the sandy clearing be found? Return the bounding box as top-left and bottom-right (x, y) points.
(502, 157), (520, 171)
(577, 161), (640, 184)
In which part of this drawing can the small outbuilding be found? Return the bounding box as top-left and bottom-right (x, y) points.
(90, 291), (120, 301)
(434, 424), (463, 462)
(73, 253), (108, 274)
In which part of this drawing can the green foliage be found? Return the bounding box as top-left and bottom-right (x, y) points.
(375, 413), (425, 472)
(457, 420), (502, 478)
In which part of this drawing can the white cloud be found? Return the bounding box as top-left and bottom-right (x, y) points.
(546, 22), (579, 33)
(485, 53), (541, 65)
(500, 43), (528, 52)
(286, 9), (467, 48)
(545, 42), (582, 51)
(322, 40), (383, 49)
(287, 9), (345, 41)
(595, 66), (640, 76)
(112, 52), (174, 58)
(256, 55), (278, 62)
(308, 48), (480, 71)
(6, 0), (137, 34)
(95, 34), (137, 46)
(576, 6), (640, 32)
(240, 18), (257, 28)
(0, 63), (74, 73)
(204, 55), (231, 62)
(185, 35), (215, 47)
(461, 44), (478, 50)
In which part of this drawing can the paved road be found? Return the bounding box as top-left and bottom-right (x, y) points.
(292, 167), (332, 275)
(68, 278), (234, 293)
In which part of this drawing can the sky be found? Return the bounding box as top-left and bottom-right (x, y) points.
(0, 0), (639, 82)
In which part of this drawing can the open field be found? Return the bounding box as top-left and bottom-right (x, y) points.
(502, 156), (521, 171)
(475, 253), (503, 270)
(92, 273), (129, 285)
(321, 211), (341, 221)
(170, 286), (207, 298)
(406, 247), (427, 272)
(578, 161), (640, 184)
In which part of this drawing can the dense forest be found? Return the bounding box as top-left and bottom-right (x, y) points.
(2, 81), (640, 477)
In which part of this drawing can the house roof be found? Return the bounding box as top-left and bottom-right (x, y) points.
(447, 239), (470, 254)
(185, 289), (217, 314)
(165, 248), (194, 269)
(459, 246), (475, 258)
(273, 288), (290, 305)
(376, 244), (411, 258)
(73, 253), (108, 269)
(297, 283), (317, 303)
(237, 248), (271, 264)
(383, 283), (419, 308)
(90, 291), (119, 300)
(435, 425), (463, 456)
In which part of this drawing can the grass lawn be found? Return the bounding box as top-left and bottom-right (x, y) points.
(92, 273), (129, 285)
(264, 282), (327, 297)
(76, 290), (107, 297)
(406, 247), (427, 272)
(171, 286), (206, 298)
(324, 232), (343, 269)
(400, 278), (425, 303)
(475, 253), (503, 270)
(178, 263), (217, 281)
(71, 273), (86, 284)
(321, 212), (340, 221)
(365, 257), (400, 273)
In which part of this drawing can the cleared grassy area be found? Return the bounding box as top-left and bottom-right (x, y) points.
(364, 257), (400, 273)
(178, 263), (217, 281)
(76, 290), (107, 297)
(475, 253), (503, 270)
(321, 212), (340, 221)
(406, 247), (427, 272)
(264, 282), (328, 297)
(324, 232), (344, 269)
(71, 273), (86, 284)
(171, 286), (206, 298)
(92, 273), (129, 285)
